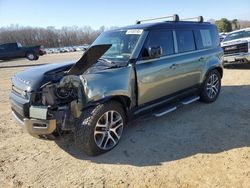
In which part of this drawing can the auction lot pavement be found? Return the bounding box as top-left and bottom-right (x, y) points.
(0, 53), (250, 187)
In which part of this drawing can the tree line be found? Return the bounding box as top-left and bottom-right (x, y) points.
(0, 25), (117, 48)
(0, 19), (249, 47)
(215, 18), (250, 33)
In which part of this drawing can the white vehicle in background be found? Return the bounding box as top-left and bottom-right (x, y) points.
(219, 32), (227, 42)
(73, 46), (81, 51)
(221, 28), (250, 64)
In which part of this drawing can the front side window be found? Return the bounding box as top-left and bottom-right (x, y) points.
(92, 30), (142, 62)
(142, 30), (174, 59)
(176, 30), (195, 53)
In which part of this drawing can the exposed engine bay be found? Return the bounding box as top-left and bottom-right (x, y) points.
(41, 76), (82, 106)
(31, 75), (84, 131)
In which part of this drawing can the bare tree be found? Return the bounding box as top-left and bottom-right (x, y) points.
(0, 25), (107, 47)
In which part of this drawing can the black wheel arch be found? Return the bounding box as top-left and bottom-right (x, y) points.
(82, 95), (132, 122)
(204, 66), (223, 82)
(25, 50), (36, 57)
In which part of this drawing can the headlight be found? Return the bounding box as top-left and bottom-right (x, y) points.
(12, 85), (28, 98)
(55, 86), (72, 99)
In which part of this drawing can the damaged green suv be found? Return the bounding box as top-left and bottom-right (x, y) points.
(10, 15), (223, 155)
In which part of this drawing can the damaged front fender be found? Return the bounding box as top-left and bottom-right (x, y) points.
(80, 65), (136, 109)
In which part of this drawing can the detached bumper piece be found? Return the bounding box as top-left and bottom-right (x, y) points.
(23, 118), (56, 137)
(11, 104), (57, 137)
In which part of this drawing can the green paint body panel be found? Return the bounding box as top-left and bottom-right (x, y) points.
(81, 47), (223, 108)
(77, 24), (223, 110)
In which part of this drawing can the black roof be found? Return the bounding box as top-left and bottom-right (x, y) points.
(115, 21), (214, 31)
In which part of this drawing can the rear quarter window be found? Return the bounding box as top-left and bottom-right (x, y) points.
(194, 27), (219, 50)
(176, 30), (195, 53)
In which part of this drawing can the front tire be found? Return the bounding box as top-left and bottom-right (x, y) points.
(74, 101), (125, 156)
(200, 70), (221, 103)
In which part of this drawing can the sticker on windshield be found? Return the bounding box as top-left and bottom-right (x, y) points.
(126, 29), (143, 35)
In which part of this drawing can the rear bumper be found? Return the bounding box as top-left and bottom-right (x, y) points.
(223, 52), (250, 63)
(12, 110), (56, 136)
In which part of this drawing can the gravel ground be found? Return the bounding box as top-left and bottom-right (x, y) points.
(0, 53), (250, 188)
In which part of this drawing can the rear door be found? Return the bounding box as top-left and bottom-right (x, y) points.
(171, 29), (204, 88)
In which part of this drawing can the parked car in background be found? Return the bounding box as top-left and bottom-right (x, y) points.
(0, 42), (45, 61)
(221, 28), (250, 64)
(45, 46), (87, 54)
(73, 46), (81, 51)
(59, 47), (68, 53)
(219, 33), (227, 42)
(9, 14), (223, 156)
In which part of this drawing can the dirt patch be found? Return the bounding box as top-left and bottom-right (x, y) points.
(0, 54), (250, 187)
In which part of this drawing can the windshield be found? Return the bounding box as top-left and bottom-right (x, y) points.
(92, 30), (142, 62)
(223, 30), (250, 42)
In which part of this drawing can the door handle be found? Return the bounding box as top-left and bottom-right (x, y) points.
(170, 64), (178, 69)
(199, 57), (205, 61)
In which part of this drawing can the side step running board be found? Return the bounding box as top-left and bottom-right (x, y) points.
(154, 106), (177, 117)
(154, 96), (200, 117)
(181, 96), (200, 105)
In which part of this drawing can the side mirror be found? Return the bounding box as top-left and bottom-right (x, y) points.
(148, 46), (162, 59)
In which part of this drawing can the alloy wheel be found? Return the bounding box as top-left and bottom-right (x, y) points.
(94, 110), (124, 150)
(206, 74), (220, 99)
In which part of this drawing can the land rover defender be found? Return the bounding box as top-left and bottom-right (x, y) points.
(10, 15), (223, 155)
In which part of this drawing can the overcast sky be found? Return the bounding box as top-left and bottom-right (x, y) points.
(0, 0), (249, 29)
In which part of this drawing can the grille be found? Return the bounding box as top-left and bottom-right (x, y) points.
(223, 43), (248, 55)
(12, 85), (27, 99)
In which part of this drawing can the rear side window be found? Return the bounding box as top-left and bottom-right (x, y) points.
(143, 30), (174, 57)
(176, 30), (195, 53)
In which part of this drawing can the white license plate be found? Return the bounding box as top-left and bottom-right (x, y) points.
(29, 106), (48, 120)
(226, 56), (235, 62)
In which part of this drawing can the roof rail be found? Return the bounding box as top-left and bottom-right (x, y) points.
(181, 16), (204, 23)
(136, 14), (179, 24)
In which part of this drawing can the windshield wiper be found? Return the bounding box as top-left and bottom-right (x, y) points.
(99, 58), (114, 64)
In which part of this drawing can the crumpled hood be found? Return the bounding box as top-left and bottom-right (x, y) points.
(12, 44), (112, 91)
(13, 62), (74, 91)
(67, 44), (111, 75)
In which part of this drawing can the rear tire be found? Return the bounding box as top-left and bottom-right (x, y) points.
(74, 101), (125, 156)
(26, 52), (37, 61)
(200, 70), (221, 103)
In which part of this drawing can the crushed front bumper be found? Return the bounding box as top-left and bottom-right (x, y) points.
(12, 110), (56, 137)
(223, 52), (250, 64)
